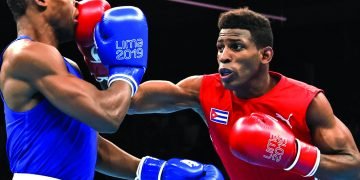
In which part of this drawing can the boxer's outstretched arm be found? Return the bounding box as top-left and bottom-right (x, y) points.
(307, 92), (360, 179)
(96, 135), (225, 180)
(128, 75), (203, 114)
(5, 41), (131, 133)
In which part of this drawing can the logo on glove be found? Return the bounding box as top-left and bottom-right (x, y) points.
(263, 133), (287, 162)
(116, 39), (144, 60)
(90, 47), (102, 63)
(180, 159), (200, 168)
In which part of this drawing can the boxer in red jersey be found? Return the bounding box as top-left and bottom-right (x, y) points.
(1, 0), (223, 179)
(126, 7), (360, 179)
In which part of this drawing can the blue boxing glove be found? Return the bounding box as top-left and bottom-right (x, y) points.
(94, 6), (148, 96)
(135, 156), (224, 180)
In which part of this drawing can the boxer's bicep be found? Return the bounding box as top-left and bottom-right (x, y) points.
(306, 93), (360, 178)
(307, 93), (357, 153)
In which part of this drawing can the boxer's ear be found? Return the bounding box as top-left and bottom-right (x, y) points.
(259, 46), (273, 64)
(34, 0), (47, 7)
(33, 0), (48, 11)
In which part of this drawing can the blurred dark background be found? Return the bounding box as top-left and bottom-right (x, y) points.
(1, 0), (360, 179)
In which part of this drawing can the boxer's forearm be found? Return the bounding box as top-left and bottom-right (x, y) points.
(96, 135), (140, 179)
(129, 80), (199, 114)
(315, 153), (360, 179)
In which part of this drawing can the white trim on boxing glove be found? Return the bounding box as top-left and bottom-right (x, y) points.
(304, 147), (321, 177)
(107, 74), (138, 97)
(135, 156), (148, 180)
(157, 159), (167, 180)
(284, 139), (302, 171)
(284, 139), (321, 177)
(135, 156), (166, 180)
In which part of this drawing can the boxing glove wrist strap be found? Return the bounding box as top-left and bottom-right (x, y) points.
(284, 139), (321, 177)
(284, 139), (302, 171)
(108, 74), (138, 97)
(135, 156), (166, 180)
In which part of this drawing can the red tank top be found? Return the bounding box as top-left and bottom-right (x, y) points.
(199, 71), (322, 180)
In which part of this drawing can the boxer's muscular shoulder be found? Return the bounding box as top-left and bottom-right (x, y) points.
(177, 75), (203, 108)
(1, 41), (63, 111)
(6, 41), (67, 79)
(177, 75), (203, 93)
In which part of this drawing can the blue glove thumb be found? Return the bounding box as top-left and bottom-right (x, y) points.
(200, 164), (224, 180)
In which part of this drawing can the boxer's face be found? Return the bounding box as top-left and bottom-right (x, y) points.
(216, 28), (263, 90)
(45, 0), (78, 42)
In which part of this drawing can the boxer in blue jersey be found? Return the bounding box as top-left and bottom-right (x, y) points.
(1, 0), (224, 179)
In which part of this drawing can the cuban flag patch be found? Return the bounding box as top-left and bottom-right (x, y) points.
(210, 108), (229, 125)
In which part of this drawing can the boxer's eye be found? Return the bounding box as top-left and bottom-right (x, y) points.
(216, 44), (224, 53)
(230, 43), (244, 51)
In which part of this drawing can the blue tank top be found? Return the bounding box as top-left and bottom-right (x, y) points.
(0, 36), (97, 180)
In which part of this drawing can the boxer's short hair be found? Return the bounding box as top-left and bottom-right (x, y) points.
(7, 0), (28, 20)
(218, 7), (273, 48)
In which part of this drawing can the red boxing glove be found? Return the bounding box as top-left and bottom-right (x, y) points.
(229, 112), (320, 177)
(75, 0), (111, 82)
